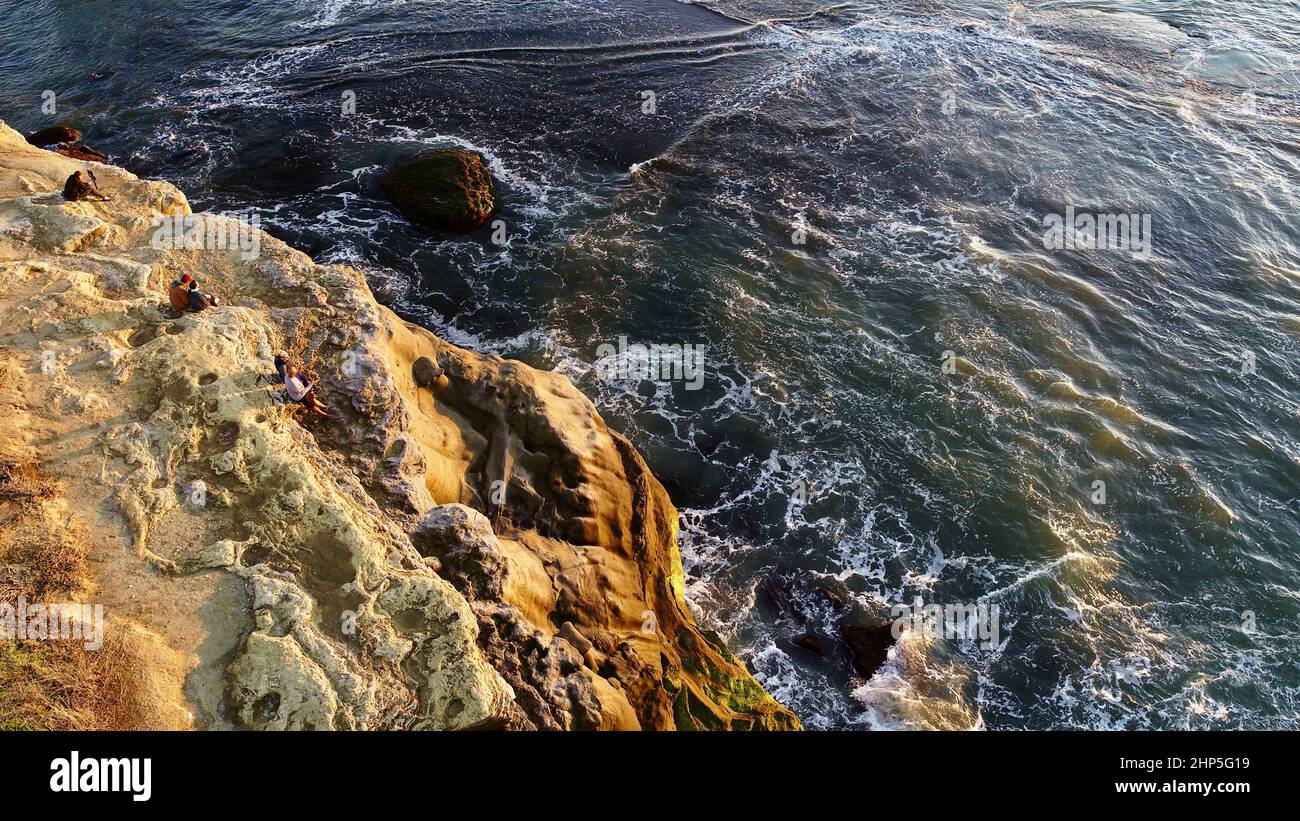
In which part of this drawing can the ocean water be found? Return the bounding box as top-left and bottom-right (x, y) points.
(2, 0), (1297, 730)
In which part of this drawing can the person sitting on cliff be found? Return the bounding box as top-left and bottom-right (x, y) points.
(273, 353), (288, 383)
(168, 273), (193, 312)
(284, 365), (331, 417)
(186, 280), (220, 312)
(62, 169), (110, 202)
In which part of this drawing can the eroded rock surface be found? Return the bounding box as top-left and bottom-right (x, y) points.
(0, 119), (798, 731)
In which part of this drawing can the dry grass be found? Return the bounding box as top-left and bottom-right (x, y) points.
(0, 515), (86, 602)
(0, 458), (58, 510)
(0, 460), (83, 601)
(0, 460), (150, 730)
(0, 635), (146, 731)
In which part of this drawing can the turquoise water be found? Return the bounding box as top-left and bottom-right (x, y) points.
(2, 0), (1297, 729)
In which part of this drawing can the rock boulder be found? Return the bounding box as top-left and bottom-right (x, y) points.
(379, 149), (495, 234)
(27, 125), (81, 147)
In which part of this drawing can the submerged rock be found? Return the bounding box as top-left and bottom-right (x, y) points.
(792, 633), (828, 657)
(839, 622), (896, 679)
(763, 573), (898, 680)
(379, 149), (495, 233)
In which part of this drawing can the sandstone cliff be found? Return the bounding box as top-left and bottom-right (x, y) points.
(0, 119), (799, 730)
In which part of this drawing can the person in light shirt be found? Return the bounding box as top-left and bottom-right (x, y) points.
(283, 364), (331, 417)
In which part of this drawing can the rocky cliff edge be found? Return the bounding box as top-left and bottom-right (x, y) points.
(0, 119), (799, 731)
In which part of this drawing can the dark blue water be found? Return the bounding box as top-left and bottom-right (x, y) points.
(3, 0), (1298, 729)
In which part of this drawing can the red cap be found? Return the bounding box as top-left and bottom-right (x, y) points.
(180, 274), (192, 283)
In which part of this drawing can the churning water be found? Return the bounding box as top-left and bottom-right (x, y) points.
(3, 0), (1298, 729)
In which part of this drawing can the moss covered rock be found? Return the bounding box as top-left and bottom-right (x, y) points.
(671, 629), (800, 731)
(379, 149), (495, 234)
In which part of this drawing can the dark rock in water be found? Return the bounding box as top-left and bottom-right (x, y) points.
(27, 126), (80, 147)
(25, 126), (108, 164)
(764, 573), (896, 674)
(838, 622), (896, 678)
(792, 632), (828, 657)
(760, 577), (805, 624)
(56, 144), (109, 163)
(227, 132), (335, 197)
(380, 149), (495, 234)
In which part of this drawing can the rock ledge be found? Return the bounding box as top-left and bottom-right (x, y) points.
(0, 119), (798, 731)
